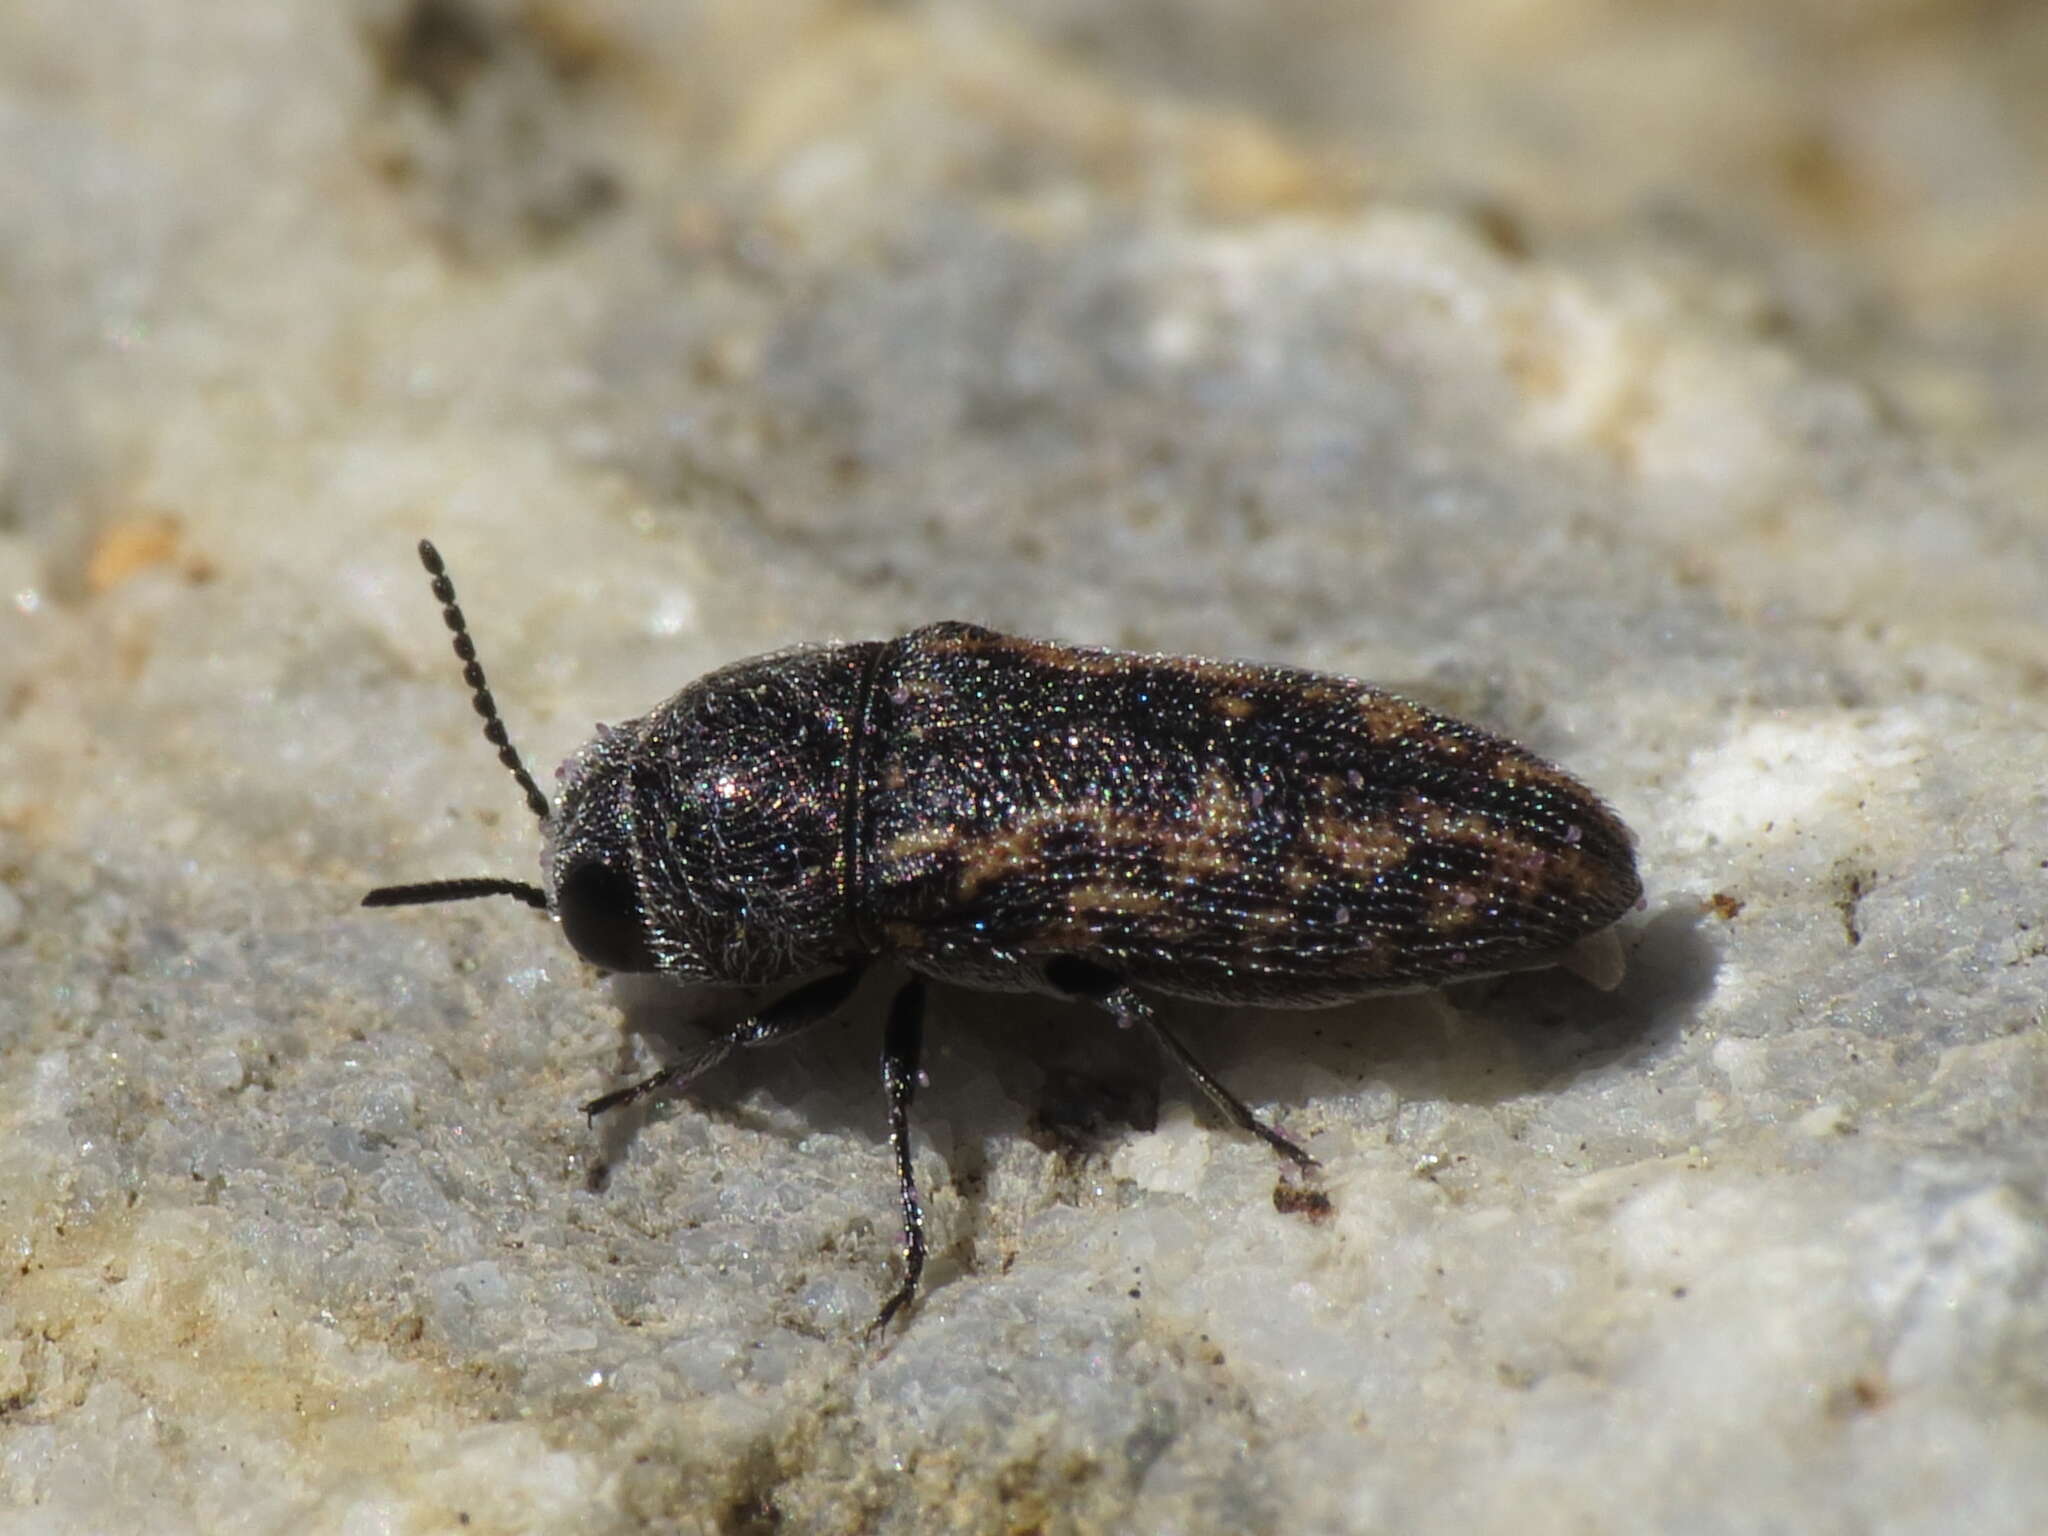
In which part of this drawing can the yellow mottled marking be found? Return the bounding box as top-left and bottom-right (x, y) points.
(1305, 810), (1411, 879)
(948, 806), (1162, 897)
(1487, 838), (1607, 906)
(1188, 765), (1250, 838)
(1492, 752), (1585, 795)
(1406, 798), (1496, 844)
(957, 824), (1048, 895)
(1160, 766), (1252, 880)
(1354, 692), (1430, 744)
(1426, 893), (1486, 933)
(883, 823), (965, 863)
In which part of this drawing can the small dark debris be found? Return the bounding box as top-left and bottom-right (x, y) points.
(1828, 1373), (1892, 1418)
(371, 0), (497, 113)
(1465, 198), (1532, 260)
(1834, 866), (1875, 947)
(1272, 1184), (1334, 1224)
(361, 0), (623, 256)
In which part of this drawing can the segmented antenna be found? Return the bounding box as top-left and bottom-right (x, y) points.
(360, 540), (552, 915)
(362, 877), (549, 910)
(417, 538), (551, 826)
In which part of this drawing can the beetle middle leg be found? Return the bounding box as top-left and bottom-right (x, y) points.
(1044, 958), (1318, 1170)
(869, 975), (929, 1337)
(582, 964), (865, 1118)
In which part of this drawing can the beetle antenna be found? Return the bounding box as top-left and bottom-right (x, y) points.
(416, 538), (551, 826)
(360, 540), (553, 915)
(363, 877), (549, 910)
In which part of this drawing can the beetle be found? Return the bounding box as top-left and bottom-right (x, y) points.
(364, 540), (1641, 1330)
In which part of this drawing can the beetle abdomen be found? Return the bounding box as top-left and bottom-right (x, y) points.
(856, 623), (1640, 1005)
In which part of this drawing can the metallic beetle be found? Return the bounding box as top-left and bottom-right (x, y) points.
(366, 541), (1642, 1330)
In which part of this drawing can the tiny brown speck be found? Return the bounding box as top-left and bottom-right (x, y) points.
(1273, 1184), (1334, 1223)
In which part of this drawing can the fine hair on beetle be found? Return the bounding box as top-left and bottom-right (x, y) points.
(365, 540), (1643, 1333)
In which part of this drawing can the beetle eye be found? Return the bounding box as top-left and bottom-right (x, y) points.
(555, 860), (658, 972)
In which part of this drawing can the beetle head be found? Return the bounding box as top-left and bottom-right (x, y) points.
(364, 543), (854, 988)
(543, 653), (856, 985)
(542, 720), (663, 973)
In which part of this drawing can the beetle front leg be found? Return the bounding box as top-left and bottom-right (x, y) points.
(582, 965), (865, 1118)
(869, 976), (929, 1337)
(1044, 958), (1318, 1170)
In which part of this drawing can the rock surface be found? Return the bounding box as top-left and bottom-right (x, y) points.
(2, 3), (2044, 1532)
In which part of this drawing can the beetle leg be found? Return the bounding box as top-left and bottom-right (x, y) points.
(1045, 958), (1318, 1170)
(869, 976), (929, 1337)
(582, 965), (864, 1118)
(1136, 1005), (1318, 1170)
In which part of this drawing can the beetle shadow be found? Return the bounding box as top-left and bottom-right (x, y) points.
(961, 901), (1723, 1153)
(588, 967), (1167, 1172)
(584, 970), (897, 1181)
(583, 900), (1720, 1195)
(1285, 900), (1720, 1111)
(578, 903), (1720, 1311)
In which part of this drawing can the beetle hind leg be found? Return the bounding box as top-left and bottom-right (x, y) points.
(1043, 958), (1318, 1170)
